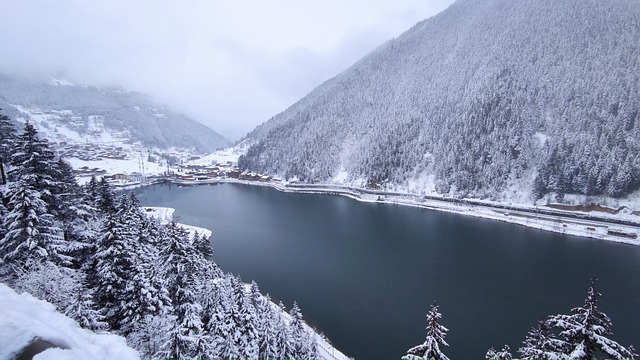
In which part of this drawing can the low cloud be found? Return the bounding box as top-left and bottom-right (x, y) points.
(0, 0), (454, 141)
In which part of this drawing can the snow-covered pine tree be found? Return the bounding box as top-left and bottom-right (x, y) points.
(546, 279), (637, 360)
(161, 221), (199, 302)
(486, 345), (513, 360)
(193, 231), (213, 259)
(517, 320), (569, 359)
(247, 281), (280, 359)
(167, 270), (210, 359)
(0, 110), (16, 185)
(55, 158), (84, 219)
(256, 293), (279, 359)
(13, 260), (79, 311)
(118, 257), (172, 336)
(97, 177), (116, 214)
(53, 158), (97, 267)
(0, 201), (7, 249)
(230, 274), (259, 359)
(84, 176), (100, 207)
(127, 314), (177, 359)
(208, 276), (241, 359)
(0, 110), (16, 158)
(1, 122), (71, 269)
(9, 122), (62, 210)
(106, 195), (172, 335)
(13, 259), (106, 332)
(266, 301), (288, 359)
(403, 302), (450, 360)
(67, 287), (109, 332)
(88, 210), (137, 331)
(1, 182), (66, 269)
(287, 301), (316, 360)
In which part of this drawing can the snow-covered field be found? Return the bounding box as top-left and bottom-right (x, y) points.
(186, 141), (248, 166)
(142, 206), (212, 239)
(0, 283), (139, 360)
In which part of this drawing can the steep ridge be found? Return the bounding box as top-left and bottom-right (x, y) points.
(239, 0), (640, 204)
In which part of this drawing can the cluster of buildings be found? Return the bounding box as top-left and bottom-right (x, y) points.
(56, 142), (129, 162)
(173, 162), (275, 183)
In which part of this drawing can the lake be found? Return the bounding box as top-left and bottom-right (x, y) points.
(135, 183), (640, 359)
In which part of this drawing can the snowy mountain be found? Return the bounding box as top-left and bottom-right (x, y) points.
(0, 74), (231, 154)
(239, 0), (640, 204)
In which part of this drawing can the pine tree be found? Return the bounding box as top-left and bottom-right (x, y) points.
(403, 302), (450, 360)
(13, 260), (79, 311)
(161, 222), (199, 302)
(9, 122), (62, 209)
(547, 279), (637, 360)
(94, 196), (172, 335)
(273, 301), (291, 359)
(231, 274), (259, 359)
(0, 110), (16, 185)
(486, 345), (513, 360)
(118, 257), (172, 335)
(193, 231), (213, 259)
(167, 271), (210, 359)
(127, 314), (176, 359)
(1, 122), (70, 269)
(1, 183), (66, 268)
(0, 201), (7, 250)
(208, 277), (241, 359)
(518, 320), (569, 359)
(89, 211), (136, 330)
(288, 301), (314, 360)
(97, 177), (116, 214)
(67, 287), (109, 331)
(84, 176), (100, 207)
(256, 294), (279, 359)
(54, 158), (83, 220)
(53, 158), (96, 268)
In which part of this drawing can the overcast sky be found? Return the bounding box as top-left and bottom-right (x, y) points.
(0, 0), (455, 141)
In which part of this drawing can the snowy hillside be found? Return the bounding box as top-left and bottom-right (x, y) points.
(239, 0), (640, 206)
(0, 74), (231, 153)
(0, 283), (139, 360)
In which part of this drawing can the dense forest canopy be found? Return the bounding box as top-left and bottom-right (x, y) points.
(239, 0), (640, 202)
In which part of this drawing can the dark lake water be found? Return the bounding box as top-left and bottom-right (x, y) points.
(135, 183), (640, 360)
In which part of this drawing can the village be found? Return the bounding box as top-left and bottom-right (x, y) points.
(67, 148), (278, 189)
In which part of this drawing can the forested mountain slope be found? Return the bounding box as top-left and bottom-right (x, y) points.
(239, 0), (640, 203)
(0, 75), (230, 153)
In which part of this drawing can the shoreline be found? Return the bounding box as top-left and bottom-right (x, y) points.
(155, 178), (640, 246)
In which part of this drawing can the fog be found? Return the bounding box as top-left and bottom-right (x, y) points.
(0, 0), (455, 140)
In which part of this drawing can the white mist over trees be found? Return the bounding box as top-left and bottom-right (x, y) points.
(239, 0), (640, 202)
(0, 75), (231, 153)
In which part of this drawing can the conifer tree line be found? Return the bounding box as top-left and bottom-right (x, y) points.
(403, 280), (636, 360)
(0, 111), (319, 359)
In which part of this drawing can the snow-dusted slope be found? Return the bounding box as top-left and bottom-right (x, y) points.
(0, 74), (231, 153)
(239, 0), (640, 206)
(0, 283), (139, 360)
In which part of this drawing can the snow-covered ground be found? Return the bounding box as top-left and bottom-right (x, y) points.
(0, 283), (139, 360)
(69, 157), (168, 185)
(186, 141), (248, 166)
(141, 206), (212, 239)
